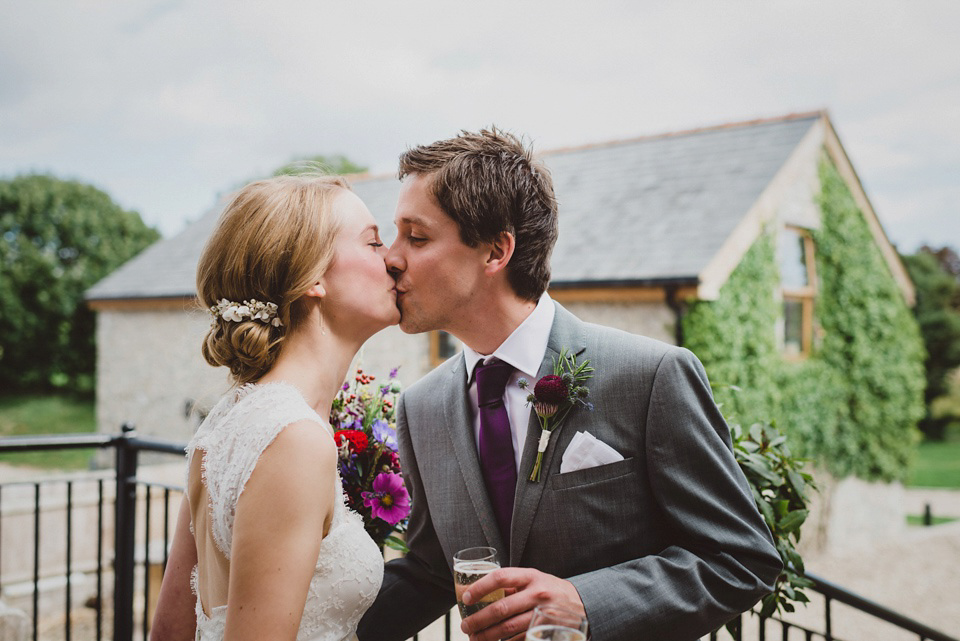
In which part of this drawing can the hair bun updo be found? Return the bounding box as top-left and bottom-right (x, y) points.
(195, 173), (349, 385)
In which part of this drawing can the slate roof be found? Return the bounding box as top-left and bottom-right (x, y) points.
(85, 202), (223, 301)
(86, 113), (820, 301)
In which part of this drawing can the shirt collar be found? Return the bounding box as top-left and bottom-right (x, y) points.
(463, 293), (556, 383)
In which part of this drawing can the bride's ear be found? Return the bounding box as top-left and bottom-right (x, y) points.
(304, 282), (326, 299)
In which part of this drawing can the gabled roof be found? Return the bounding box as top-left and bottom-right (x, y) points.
(546, 113), (821, 287)
(88, 111), (900, 303)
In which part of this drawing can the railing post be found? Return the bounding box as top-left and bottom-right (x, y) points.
(114, 424), (139, 641)
(824, 595), (832, 641)
(728, 614), (742, 641)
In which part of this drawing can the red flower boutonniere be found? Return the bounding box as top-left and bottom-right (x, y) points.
(519, 348), (594, 482)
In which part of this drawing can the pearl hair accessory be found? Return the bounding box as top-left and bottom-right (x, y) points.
(210, 298), (283, 327)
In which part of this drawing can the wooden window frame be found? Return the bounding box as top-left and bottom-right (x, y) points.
(429, 330), (459, 368)
(781, 226), (817, 360)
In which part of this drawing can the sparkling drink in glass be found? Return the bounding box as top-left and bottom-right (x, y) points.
(453, 546), (505, 618)
(525, 605), (588, 641)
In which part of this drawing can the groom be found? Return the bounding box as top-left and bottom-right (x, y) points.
(358, 129), (782, 641)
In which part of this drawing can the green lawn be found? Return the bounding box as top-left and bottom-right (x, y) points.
(0, 394), (98, 469)
(907, 514), (958, 526)
(907, 431), (960, 489)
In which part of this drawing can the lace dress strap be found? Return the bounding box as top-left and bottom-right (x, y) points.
(186, 382), (331, 558)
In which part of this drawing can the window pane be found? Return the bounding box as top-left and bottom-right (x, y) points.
(437, 331), (458, 360)
(780, 228), (809, 289)
(783, 299), (803, 355)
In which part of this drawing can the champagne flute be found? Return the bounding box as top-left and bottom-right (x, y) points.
(525, 605), (589, 641)
(453, 546), (505, 618)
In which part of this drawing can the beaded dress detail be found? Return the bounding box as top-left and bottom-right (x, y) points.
(186, 382), (383, 641)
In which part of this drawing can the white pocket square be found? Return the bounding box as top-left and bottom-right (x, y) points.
(559, 431), (624, 474)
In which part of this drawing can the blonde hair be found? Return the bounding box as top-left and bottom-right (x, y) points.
(196, 174), (348, 384)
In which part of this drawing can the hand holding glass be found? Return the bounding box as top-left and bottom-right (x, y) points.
(525, 605), (589, 641)
(453, 546), (505, 618)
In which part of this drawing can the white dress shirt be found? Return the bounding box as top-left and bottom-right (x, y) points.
(462, 293), (556, 471)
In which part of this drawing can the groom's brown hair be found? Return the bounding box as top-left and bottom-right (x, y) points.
(397, 127), (558, 301)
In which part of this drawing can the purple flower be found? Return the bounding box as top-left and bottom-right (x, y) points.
(362, 472), (410, 525)
(341, 382), (350, 392)
(389, 367), (399, 379)
(372, 419), (398, 451)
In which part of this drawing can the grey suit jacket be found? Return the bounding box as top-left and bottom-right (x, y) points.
(359, 303), (782, 641)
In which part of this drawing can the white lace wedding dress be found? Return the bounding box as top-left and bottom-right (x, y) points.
(186, 382), (384, 641)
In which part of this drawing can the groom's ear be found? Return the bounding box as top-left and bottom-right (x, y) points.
(484, 231), (515, 275)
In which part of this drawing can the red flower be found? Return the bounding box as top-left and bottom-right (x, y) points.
(334, 429), (369, 453)
(534, 375), (569, 404)
(379, 449), (401, 472)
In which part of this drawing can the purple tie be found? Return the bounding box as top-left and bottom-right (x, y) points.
(475, 359), (518, 552)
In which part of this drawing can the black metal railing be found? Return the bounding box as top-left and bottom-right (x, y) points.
(1, 430), (957, 641)
(0, 425), (184, 641)
(706, 568), (959, 641)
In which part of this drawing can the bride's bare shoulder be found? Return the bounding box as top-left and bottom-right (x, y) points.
(246, 419), (338, 499)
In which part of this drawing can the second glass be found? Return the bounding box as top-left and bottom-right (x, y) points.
(525, 605), (589, 641)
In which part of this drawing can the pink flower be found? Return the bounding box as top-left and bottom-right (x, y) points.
(535, 401), (559, 418)
(362, 472), (411, 525)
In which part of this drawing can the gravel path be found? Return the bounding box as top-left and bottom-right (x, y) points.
(774, 487), (960, 641)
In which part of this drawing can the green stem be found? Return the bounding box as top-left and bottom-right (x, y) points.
(364, 443), (386, 487)
(529, 452), (544, 482)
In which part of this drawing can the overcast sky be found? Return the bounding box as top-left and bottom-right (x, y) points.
(1, 0), (957, 252)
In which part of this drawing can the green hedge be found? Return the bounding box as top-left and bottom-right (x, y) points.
(683, 157), (925, 481)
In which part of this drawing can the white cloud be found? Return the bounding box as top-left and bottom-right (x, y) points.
(0, 0), (957, 248)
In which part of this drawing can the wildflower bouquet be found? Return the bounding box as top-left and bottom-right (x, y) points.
(330, 367), (410, 551)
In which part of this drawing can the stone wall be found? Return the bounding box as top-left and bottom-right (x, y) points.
(95, 309), (429, 442)
(560, 300), (676, 345)
(95, 299), (678, 443)
(96, 307), (231, 442)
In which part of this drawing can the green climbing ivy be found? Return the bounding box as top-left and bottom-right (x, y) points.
(683, 156), (925, 481)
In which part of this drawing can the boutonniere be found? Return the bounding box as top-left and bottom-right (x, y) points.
(519, 348), (594, 482)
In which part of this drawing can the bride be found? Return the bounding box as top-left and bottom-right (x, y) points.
(151, 174), (399, 641)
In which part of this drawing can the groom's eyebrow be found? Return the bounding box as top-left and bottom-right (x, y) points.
(397, 215), (430, 228)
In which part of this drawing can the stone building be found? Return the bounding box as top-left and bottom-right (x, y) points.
(85, 110), (913, 446)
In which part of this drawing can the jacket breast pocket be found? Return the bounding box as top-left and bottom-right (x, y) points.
(533, 457), (647, 577)
(549, 457), (636, 490)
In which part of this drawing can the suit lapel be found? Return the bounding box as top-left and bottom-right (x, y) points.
(444, 354), (505, 552)
(510, 303), (586, 566)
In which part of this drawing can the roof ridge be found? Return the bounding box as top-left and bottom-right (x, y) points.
(541, 109), (827, 157)
(348, 110), (827, 184)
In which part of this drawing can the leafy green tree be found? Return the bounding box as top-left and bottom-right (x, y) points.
(902, 245), (960, 440)
(0, 174), (160, 394)
(273, 154), (368, 177)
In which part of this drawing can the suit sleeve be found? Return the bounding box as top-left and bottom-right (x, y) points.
(357, 394), (457, 641)
(568, 347), (783, 641)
